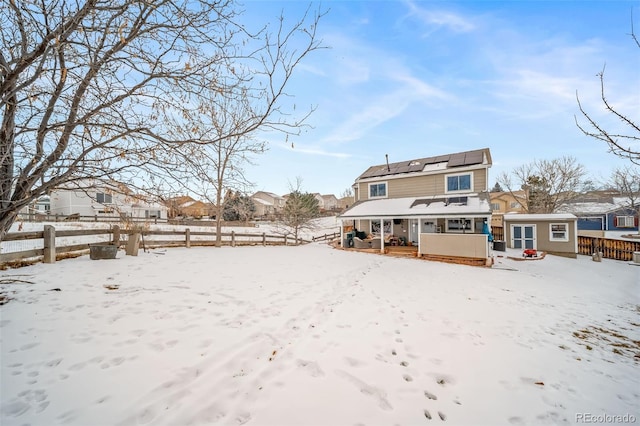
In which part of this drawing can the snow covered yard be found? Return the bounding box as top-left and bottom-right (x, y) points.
(0, 243), (638, 425)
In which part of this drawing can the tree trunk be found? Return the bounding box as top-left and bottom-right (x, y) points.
(0, 209), (19, 243)
(215, 188), (223, 247)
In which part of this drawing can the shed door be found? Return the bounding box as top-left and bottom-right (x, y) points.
(511, 224), (536, 249)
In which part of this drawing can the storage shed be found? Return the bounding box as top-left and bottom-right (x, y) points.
(503, 213), (578, 258)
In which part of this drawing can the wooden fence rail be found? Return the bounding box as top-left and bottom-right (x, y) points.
(0, 226), (311, 265)
(17, 212), (168, 224)
(311, 232), (340, 242)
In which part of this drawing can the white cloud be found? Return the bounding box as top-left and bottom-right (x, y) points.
(403, 0), (476, 34)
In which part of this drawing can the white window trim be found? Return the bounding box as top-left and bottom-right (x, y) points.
(368, 181), (388, 199)
(616, 215), (635, 228)
(370, 219), (392, 236)
(549, 223), (569, 242)
(96, 192), (113, 204)
(445, 172), (473, 194)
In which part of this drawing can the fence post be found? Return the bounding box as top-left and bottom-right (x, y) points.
(43, 225), (55, 264)
(112, 225), (120, 246)
(231, 230), (236, 247)
(186, 228), (191, 248)
(284, 234), (288, 246)
(262, 232), (266, 246)
(94, 215), (98, 222)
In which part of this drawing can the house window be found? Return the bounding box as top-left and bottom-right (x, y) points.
(96, 192), (112, 204)
(510, 201), (520, 209)
(446, 173), (472, 193)
(615, 216), (635, 228)
(549, 223), (568, 242)
(446, 218), (471, 232)
(491, 203), (501, 211)
(371, 219), (392, 235)
(369, 182), (387, 199)
(145, 210), (162, 219)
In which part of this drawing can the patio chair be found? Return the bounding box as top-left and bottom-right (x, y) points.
(370, 238), (381, 249)
(353, 237), (372, 249)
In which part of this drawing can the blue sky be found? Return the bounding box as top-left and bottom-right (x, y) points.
(240, 0), (640, 197)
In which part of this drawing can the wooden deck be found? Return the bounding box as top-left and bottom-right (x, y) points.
(333, 241), (491, 267)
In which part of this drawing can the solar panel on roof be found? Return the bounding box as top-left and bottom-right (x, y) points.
(465, 150), (483, 165)
(357, 149), (487, 179)
(447, 196), (468, 205)
(447, 153), (466, 167)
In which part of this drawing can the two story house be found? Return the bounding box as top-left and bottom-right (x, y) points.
(321, 194), (339, 212)
(49, 180), (168, 220)
(489, 190), (527, 226)
(251, 191), (286, 219)
(338, 148), (493, 262)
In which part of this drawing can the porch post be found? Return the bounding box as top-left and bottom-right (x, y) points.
(380, 217), (385, 253)
(340, 219), (344, 247)
(417, 217), (421, 254)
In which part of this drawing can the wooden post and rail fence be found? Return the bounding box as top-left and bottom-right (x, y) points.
(2, 226), (636, 265)
(0, 226), (321, 265)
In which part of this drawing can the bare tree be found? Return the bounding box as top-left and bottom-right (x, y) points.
(0, 0), (325, 241)
(609, 166), (640, 231)
(147, 5), (325, 244)
(575, 20), (640, 165)
(497, 156), (589, 213)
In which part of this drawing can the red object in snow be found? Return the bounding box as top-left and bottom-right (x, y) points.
(523, 249), (538, 258)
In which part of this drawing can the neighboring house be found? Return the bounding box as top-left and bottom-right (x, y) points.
(503, 213), (578, 258)
(489, 190), (527, 227)
(166, 196), (214, 219)
(311, 193), (325, 210)
(19, 195), (51, 218)
(49, 181), (168, 219)
(321, 194), (339, 211)
(339, 148), (494, 261)
(558, 194), (639, 234)
(337, 195), (354, 211)
(251, 191), (285, 218)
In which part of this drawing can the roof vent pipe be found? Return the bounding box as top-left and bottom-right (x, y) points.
(385, 154), (390, 172)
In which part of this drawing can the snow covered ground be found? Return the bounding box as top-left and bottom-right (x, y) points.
(0, 229), (638, 425)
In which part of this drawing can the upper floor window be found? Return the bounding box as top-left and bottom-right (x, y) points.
(96, 192), (113, 204)
(491, 203), (501, 211)
(369, 182), (387, 198)
(446, 173), (472, 193)
(510, 201), (521, 209)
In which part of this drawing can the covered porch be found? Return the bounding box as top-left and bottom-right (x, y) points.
(338, 195), (494, 264)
